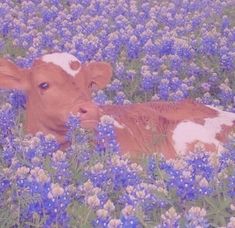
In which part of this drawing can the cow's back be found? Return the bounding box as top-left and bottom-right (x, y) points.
(100, 100), (235, 158)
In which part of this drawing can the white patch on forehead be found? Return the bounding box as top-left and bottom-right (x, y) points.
(172, 106), (235, 155)
(41, 52), (81, 77)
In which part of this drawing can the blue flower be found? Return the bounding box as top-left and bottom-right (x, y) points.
(120, 215), (141, 228)
(201, 36), (218, 56)
(147, 155), (157, 179)
(220, 54), (234, 71)
(42, 10), (57, 23)
(65, 114), (81, 141)
(159, 39), (175, 56)
(9, 90), (26, 109)
(93, 90), (108, 105)
(0, 177), (11, 195)
(95, 121), (120, 154)
(228, 172), (235, 197)
(185, 207), (209, 228)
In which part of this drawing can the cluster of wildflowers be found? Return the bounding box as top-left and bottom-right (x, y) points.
(0, 0), (235, 227)
(185, 207), (209, 228)
(0, 0), (234, 107)
(0, 107), (235, 226)
(93, 90), (108, 105)
(0, 134), (72, 226)
(95, 115), (120, 154)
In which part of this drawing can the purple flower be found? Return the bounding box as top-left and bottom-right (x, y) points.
(93, 90), (108, 105)
(120, 215), (141, 228)
(159, 39), (175, 56)
(9, 90), (26, 109)
(201, 36), (218, 56)
(95, 116), (120, 154)
(185, 207), (209, 228)
(220, 53), (234, 71)
(114, 91), (126, 105)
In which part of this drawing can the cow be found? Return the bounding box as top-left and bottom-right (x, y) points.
(0, 52), (235, 159)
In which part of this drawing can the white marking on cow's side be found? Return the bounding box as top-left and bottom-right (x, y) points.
(41, 52), (81, 77)
(172, 106), (235, 155)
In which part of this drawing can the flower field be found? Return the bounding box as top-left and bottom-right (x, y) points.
(0, 0), (235, 227)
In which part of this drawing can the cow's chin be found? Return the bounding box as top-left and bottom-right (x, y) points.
(80, 119), (99, 129)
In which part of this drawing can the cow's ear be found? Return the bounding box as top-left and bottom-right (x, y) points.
(0, 58), (28, 91)
(88, 62), (112, 90)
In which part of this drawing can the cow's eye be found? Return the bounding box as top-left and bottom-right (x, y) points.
(39, 82), (49, 90)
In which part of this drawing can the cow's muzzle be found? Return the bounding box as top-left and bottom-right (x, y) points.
(72, 102), (102, 129)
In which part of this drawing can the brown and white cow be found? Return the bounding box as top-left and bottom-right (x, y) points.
(0, 52), (234, 159)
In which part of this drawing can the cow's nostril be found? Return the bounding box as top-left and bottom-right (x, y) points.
(79, 107), (87, 114)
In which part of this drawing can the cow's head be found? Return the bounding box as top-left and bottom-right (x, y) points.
(0, 53), (112, 142)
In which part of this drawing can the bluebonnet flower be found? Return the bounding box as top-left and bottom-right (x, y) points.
(64, 113), (94, 163)
(109, 163), (141, 191)
(119, 204), (141, 228)
(124, 70), (136, 81)
(103, 43), (120, 62)
(51, 150), (72, 186)
(140, 65), (157, 92)
(221, 15), (230, 33)
(120, 215), (140, 228)
(107, 219), (122, 228)
(0, 175), (11, 195)
(0, 39), (5, 51)
(9, 90), (26, 109)
(201, 35), (218, 56)
(186, 152), (214, 180)
(143, 39), (156, 55)
(93, 90), (108, 105)
(121, 182), (168, 215)
(157, 207), (180, 228)
(40, 34), (54, 49)
(142, 55), (162, 71)
(176, 43), (192, 60)
(228, 169), (235, 197)
(33, 132), (60, 157)
(201, 92), (213, 105)
(147, 155), (157, 179)
(92, 209), (110, 227)
(127, 35), (140, 59)
(1, 22), (10, 37)
(95, 115), (120, 154)
(218, 82), (234, 106)
(158, 78), (170, 100)
(41, 9), (57, 23)
(85, 163), (109, 188)
(114, 91), (126, 105)
(185, 207), (209, 227)
(158, 39), (175, 56)
(141, 75), (156, 92)
(169, 77), (182, 91)
(220, 53), (234, 71)
(0, 103), (17, 145)
(159, 159), (200, 201)
(65, 114), (81, 142)
(49, 0), (60, 6)
(191, 16), (202, 29)
(106, 79), (123, 93)
(179, 82), (189, 98)
(14, 161), (72, 226)
(168, 55), (182, 71)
